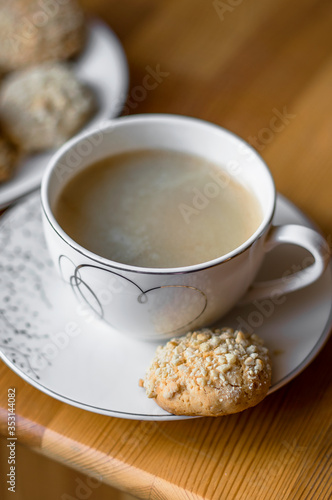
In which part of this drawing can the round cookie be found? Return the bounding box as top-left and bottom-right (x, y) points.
(0, 63), (95, 152)
(141, 328), (272, 417)
(0, 0), (86, 73)
(0, 133), (18, 183)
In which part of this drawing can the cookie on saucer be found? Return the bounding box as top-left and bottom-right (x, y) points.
(0, 0), (86, 73)
(140, 327), (272, 417)
(0, 63), (95, 152)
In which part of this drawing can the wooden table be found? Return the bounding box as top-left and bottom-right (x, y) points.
(1, 0), (332, 498)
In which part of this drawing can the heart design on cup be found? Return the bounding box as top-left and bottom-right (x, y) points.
(59, 258), (208, 337)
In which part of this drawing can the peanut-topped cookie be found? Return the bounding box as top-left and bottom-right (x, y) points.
(0, 63), (95, 152)
(0, 0), (86, 73)
(141, 327), (271, 416)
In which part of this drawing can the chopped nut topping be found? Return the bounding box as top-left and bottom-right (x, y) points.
(162, 381), (179, 399)
(225, 353), (237, 365)
(236, 331), (246, 343)
(200, 342), (210, 352)
(197, 377), (207, 386)
(255, 359), (264, 372)
(141, 327), (271, 398)
(197, 332), (210, 342)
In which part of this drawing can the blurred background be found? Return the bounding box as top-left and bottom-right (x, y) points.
(1, 0), (332, 498)
(79, 0), (332, 234)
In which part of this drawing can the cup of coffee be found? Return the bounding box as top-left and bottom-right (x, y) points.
(41, 114), (330, 340)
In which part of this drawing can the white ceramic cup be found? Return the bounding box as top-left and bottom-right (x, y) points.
(41, 115), (330, 340)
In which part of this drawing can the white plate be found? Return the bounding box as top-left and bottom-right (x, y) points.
(0, 20), (129, 210)
(0, 193), (331, 420)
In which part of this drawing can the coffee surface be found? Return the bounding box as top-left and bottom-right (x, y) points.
(54, 150), (262, 268)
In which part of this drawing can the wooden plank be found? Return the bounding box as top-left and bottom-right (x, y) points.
(0, 0), (331, 498)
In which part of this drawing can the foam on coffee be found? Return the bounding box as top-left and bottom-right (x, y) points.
(54, 149), (263, 268)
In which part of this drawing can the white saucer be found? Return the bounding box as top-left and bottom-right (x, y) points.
(0, 193), (331, 420)
(0, 20), (129, 210)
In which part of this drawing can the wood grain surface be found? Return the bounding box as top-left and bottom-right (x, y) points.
(0, 436), (138, 500)
(1, 0), (332, 499)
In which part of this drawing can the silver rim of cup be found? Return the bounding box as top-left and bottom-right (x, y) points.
(40, 114), (276, 275)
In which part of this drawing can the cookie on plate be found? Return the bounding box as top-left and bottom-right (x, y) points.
(0, 133), (18, 183)
(0, 63), (95, 152)
(140, 327), (272, 417)
(0, 0), (86, 73)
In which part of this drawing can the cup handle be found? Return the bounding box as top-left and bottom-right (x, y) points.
(240, 224), (330, 304)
